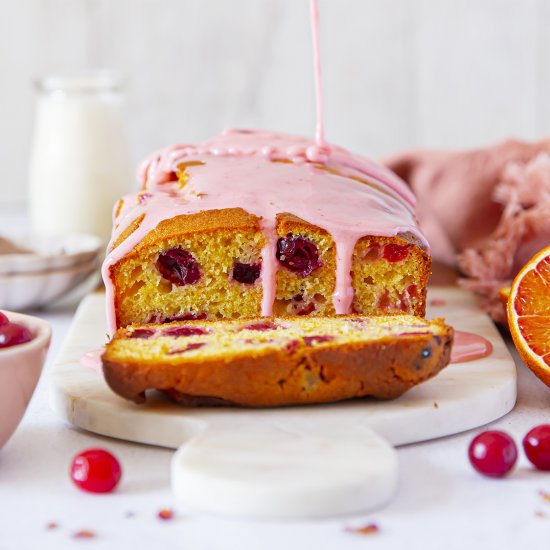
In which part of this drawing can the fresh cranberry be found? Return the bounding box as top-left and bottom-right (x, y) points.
(242, 322), (278, 331)
(157, 248), (200, 286)
(523, 425), (550, 471)
(276, 236), (322, 277)
(128, 328), (156, 339)
(0, 312), (8, 327)
(70, 448), (122, 493)
(383, 244), (411, 263)
(303, 335), (334, 346)
(468, 431), (517, 477)
(0, 323), (33, 348)
(162, 326), (207, 337)
(232, 261), (261, 284)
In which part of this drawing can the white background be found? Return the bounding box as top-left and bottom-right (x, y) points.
(2, 0), (550, 203)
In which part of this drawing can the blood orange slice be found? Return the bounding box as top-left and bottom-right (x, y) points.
(507, 245), (550, 386)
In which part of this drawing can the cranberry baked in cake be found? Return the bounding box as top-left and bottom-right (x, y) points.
(102, 130), (431, 332)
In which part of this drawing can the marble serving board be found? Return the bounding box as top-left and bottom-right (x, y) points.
(49, 287), (516, 519)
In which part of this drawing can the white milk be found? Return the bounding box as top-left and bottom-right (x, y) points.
(28, 72), (132, 245)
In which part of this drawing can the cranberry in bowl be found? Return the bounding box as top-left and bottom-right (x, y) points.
(0, 310), (51, 449)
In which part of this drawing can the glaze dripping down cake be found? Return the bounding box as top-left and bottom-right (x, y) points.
(102, 130), (431, 332)
(102, 315), (453, 407)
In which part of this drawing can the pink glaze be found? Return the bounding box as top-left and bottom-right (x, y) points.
(79, 349), (104, 374)
(450, 331), (493, 363)
(101, 3), (428, 334)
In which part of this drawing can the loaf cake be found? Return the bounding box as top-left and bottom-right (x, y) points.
(102, 315), (453, 407)
(102, 130), (431, 333)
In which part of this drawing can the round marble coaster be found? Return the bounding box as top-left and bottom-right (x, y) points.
(171, 423), (398, 519)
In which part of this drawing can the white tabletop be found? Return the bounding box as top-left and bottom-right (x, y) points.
(1, 207), (550, 549)
(3, 306), (550, 550)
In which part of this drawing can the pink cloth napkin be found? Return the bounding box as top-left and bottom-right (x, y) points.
(384, 138), (550, 322)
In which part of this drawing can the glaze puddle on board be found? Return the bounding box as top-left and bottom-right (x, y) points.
(80, 349), (103, 373)
(451, 331), (493, 364)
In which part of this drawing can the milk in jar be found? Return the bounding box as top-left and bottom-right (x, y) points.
(28, 71), (132, 245)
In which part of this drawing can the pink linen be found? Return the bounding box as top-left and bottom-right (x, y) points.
(385, 139), (550, 322)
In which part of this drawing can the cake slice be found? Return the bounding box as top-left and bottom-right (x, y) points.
(102, 315), (453, 408)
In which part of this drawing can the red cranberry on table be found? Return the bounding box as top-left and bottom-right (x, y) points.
(523, 425), (550, 471)
(0, 314), (33, 349)
(468, 431), (518, 478)
(70, 448), (122, 494)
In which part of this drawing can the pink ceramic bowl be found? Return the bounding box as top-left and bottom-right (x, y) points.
(0, 311), (51, 449)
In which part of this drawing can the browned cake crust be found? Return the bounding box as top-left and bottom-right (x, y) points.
(102, 316), (453, 408)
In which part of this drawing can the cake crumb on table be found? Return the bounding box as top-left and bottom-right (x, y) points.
(157, 508), (174, 521)
(72, 529), (96, 539)
(345, 522), (380, 535)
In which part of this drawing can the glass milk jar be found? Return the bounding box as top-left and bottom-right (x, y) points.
(28, 71), (132, 245)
